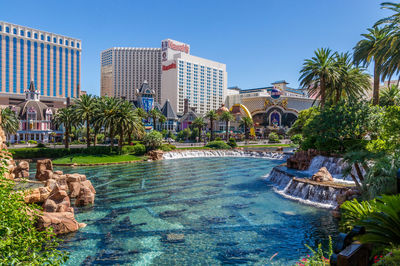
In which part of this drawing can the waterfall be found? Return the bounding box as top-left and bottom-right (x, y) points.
(163, 150), (287, 160)
(265, 166), (350, 209)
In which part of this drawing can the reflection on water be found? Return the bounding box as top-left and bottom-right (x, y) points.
(58, 157), (338, 265)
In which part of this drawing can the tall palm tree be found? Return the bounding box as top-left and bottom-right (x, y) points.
(158, 115), (167, 131)
(73, 94), (98, 148)
(95, 96), (120, 147)
(219, 111), (234, 141)
(192, 117), (206, 142)
(380, 84), (400, 107)
(115, 101), (143, 150)
(149, 108), (161, 131)
(299, 48), (338, 107)
(0, 107), (19, 138)
(53, 107), (75, 148)
(134, 108), (147, 120)
(354, 26), (390, 105)
(239, 117), (254, 140)
(205, 110), (218, 140)
(328, 52), (371, 103)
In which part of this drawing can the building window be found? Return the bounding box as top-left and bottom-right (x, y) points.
(65, 40), (69, 46)
(47, 44), (50, 96)
(40, 43), (44, 95)
(53, 46), (56, 96)
(34, 33), (38, 39)
(20, 39), (24, 93)
(65, 48), (68, 97)
(53, 37), (56, 43)
(71, 50), (74, 98)
(76, 51), (80, 96)
(71, 41), (74, 47)
(6, 27), (10, 33)
(40, 34), (44, 40)
(13, 28), (17, 34)
(77, 43), (80, 48)
(20, 30), (24, 36)
(0, 25), (2, 31)
(34, 42), (38, 89)
(27, 31), (31, 37)
(12, 38), (17, 93)
(59, 47), (63, 96)
(5, 36), (9, 92)
(27, 41), (31, 88)
(59, 39), (63, 45)
(47, 36), (50, 42)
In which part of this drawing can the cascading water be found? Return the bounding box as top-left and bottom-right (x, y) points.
(163, 150), (287, 160)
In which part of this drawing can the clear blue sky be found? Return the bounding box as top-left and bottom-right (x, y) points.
(1, 0), (390, 95)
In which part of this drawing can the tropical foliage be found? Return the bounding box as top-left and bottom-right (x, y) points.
(0, 107), (19, 136)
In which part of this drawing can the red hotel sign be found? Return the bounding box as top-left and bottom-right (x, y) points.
(168, 40), (189, 54)
(162, 62), (177, 71)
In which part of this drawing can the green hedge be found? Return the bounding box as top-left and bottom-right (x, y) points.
(10, 146), (119, 159)
(205, 141), (231, 149)
(121, 144), (146, 155)
(160, 144), (176, 152)
(227, 138), (237, 148)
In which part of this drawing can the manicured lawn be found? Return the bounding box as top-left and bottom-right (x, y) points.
(239, 144), (292, 148)
(53, 154), (145, 165)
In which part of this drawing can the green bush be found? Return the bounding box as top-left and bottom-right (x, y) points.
(160, 144), (176, 152)
(268, 132), (280, 143)
(297, 236), (332, 266)
(36, 143), (46, 148)
(205, 141), (231, 149)
(19, 141), (25, 144)
(121, 144), (146, 155)
(143, 131), (163, 151)
(10, 146), (118, 159)
(215, 137), (222, 141)
(290, 134), (303, 145)
(228, 138), (237, 148)
(27, 140), (37, 144)
(0, 159), (68, 264)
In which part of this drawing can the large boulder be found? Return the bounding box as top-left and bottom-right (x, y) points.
(14, 160), (30, 178)
(42, 185), (72, 213)
(311, 167), (334, 182)
(36, 159), (54, 181)
(75, 185), (95, 207)
(67, 174), (95, 199)
(287, 149), (320, 170)
(36, 211), (86, 235)
(147, 150), (164, 161)
(24, 186), (51, 204)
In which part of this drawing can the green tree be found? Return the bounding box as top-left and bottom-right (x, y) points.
(143, 130), (163, 151)
(0, 107), (19, 137)
(219, 111), (234, 140)
(53, 107), (76, 148)
(380, 84), (400, 107)
(94, 96), (120, 147)
(158, 115), (167, 131)
(354, 26), (390, 105)
(192, 117), (206, 142)
(299, 48), (338, 107)
(239, 116), (254, 140)
(134, 108), (148, 120)
(205, 110), (218, 141)
(73, 94), (98, 148)
(149, 108), (161, 131)
(115, 101), (143, 151)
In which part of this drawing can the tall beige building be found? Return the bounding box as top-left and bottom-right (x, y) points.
(100, 47), (161, 102)
(0, 21), (81, 106)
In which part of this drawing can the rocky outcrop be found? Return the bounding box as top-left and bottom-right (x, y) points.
(286, 149), (321, 170)
(147, 150), (164, 161)
(75, 185), (95, 207)
(24, 186), (51, 204)
(35, 159), (54, 181)
(43, 185), (73, 213)
(311, 167), (334, 182)
(13, 160), (30, 178)
(36, 211), (86, 235)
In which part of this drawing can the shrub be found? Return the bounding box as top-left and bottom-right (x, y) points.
(10, 146), (119, 159)
(160, 144), (176, 152)
(268, 132), (280, 143)
(215, 137), (222, 141)
(19, 141), (25, 144)
(205, 141), (231, 149)
(27, 140), (37, 144)
(143, 131), (163, 151)
(291, 134), (303, 145)
(296, 236), (332, 266)
(228, 138), (237, 148)
(36, 143), (46, 148)
(121, 144), (146, 155)
(0, 156), (68, 264)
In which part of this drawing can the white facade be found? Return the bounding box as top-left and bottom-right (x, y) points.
(160, 39), (227, 115)
(100, 48), (161, 102)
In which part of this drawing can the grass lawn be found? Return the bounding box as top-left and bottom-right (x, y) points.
(53, 154), (145, 165)
(239, 144), (292, 148)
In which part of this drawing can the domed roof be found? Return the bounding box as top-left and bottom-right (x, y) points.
(15, 100), (54, 120)
(217, 104), (229, 114)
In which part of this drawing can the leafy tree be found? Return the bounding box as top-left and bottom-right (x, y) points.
(115, 101), (143, 151)
(239, 117), (253, 140)
(192, 117), (206, 142)
(205, 110), (218, 140)
(149, 108), (161, 131)
(158, 115), (167, 131)
(134, 108), (148, 120)
(73, 94), (97, 148)
(0, 154), (68, 264)
(94, 96), (120, 147)
(299, 48), (338, 107)
(53, 107), (76, 148)
(219, 111), (234, 140)
(0, 107), (19, 137)
(354, 26), (390, 105)
(143, 130), (163, 151)
(288, 107), (320, 136)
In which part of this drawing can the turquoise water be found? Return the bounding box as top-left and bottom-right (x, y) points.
(58, 157), (338, 265)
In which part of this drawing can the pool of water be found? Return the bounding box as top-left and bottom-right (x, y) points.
(58, 157), (338, 265)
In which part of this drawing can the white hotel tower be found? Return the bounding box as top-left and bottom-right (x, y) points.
(100, 39), (227, 115)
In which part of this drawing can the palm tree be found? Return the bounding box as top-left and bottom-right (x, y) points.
(380, 84), (400, 107)
(0, 108), (19, 138)
(149, 108), (161, 131)
(115, 101), (143, 151)
(73, 94), (97, 148)
(134, 108), (147, 120)
(299, 48), (338, 107)
(53, 107), (75, 148)
(328, 52), (371, 103)
(239, 117), (254, 140)
(158, 115), (167, 131)
(219, 111), (234, 141)
(354, 27), (390, 105)
(205, 110), (218, 140)
(95, 96), (120, 147)
(192, 117), (206, 142)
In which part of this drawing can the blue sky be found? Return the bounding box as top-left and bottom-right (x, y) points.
(1, 0), (390, 95)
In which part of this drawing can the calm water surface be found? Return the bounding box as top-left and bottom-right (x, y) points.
(57, 157), (338, 265)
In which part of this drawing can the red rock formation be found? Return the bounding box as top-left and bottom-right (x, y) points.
(286, 149), (320, 170)
(36, 211), (86, 235)
(311, 167), (334, 182)
(36, 159), (54, 181)
(147, 150), (164, 160)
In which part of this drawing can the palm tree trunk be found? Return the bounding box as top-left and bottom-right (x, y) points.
(210, 119), (214, 141)
(373, 62), (380, 105)
(86, 117), (90, 148)
(198, 126), (201, 142)
(320, 76), (326, 107)
(225, 121), (229, 140)
(65, 127), (69, 149)
(153, 116), (156, 130)
(118, 127), (124, 151)
(245, 125), (249, 140)
(110, 128), (115, 147)
(335, 88), (341, 104)
(128, 131), (132, 145)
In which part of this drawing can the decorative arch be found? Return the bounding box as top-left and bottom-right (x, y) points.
(229, 104), (255, 136)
